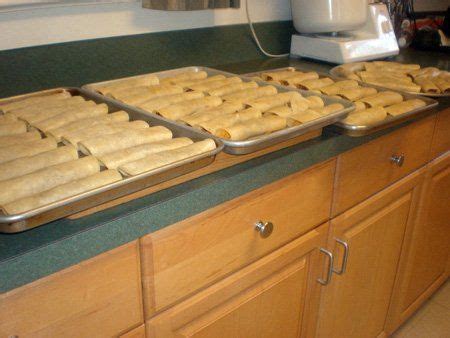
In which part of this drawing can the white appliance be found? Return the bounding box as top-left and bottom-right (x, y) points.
(290, 1), (399, 64)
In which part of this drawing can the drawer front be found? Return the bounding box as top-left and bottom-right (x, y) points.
(0, 242), (143, 338)
(431, 108), (450, 159)
(140, 160), (335, 316)
(333, 115), (435, 215)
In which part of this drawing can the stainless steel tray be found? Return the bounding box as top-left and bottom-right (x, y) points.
(329, 64), (450, 98)
(83, 66), (355, 155)
(245, 67), (439, 137)
(0, 88), (223, 233)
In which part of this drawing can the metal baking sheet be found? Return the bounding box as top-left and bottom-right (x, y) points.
(329, 64), (450, 98)
(245, 66), (439, 137)
(0, 88), (223, 233)
(83, 66), (355, 155)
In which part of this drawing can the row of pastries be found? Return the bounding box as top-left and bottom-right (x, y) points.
(90, 70), (346, 141)
(333, 61), (450, 95)
(0, 91), (216, 215)
(253, 68), (427, 126)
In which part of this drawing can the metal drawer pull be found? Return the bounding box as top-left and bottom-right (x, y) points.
(332, 238), (349, 275)
(390, 154), (405, 167)
(255, 221), (274, 238)
(317, 248), (334, 285)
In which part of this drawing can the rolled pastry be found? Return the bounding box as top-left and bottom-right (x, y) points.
(245, 92), (302, 111)
(342, 107), (387, 126)
(222, 86), (278, 103)
(179, 102), (244, 126)
(19, 100), (97, 125)
(118, 139), (216, 176)
(187, 77), (242, 92)
(333, 62), (365, 78)
(175, 75), (226, 88)
(385, 99), (426, 116)
(2, 170), (122, 215)
(0, 138), (57, 164)
(79, 126), (172, 156)
(358, 71), (413, 83)
(98, 137), (194, 169)
(286, 110), (322, 126)
(408, 67), (440, 79)
(0, 156), (99, 205)
(207, 81), (258, 96)
(215, 116), (286, 140)
(0, 121), (27, 136)
(338, 87), (377, 101)
(112, 84), (184, 104)
(360, 91), (404, 108)
(319, 80), (359, 96)
(91, 74), (159, 95)
(33, 104), (109, 132)
(433, 77), (450, 93)
(371, 61), (420, 71)
(261, 70), (297, 81)
(46, 111), (130, 142)
(295, 78), (334, 90)
(290, 96), (324, 111)
(0, 113), (18, 124)
(139, 91), (204, 112)
(281, 72), (320, 86)
(197, 108), (262, 135)
(314, 103), (345, 116)
(160, 71), (208, 85)
(157, 96), (223, 120)
(353, 101), (367, 112)
(264, 106), (295, 118)
(0, 92), (71, 113)
(413, 77), (440, 94)
(62, 120), (150, 147)
(0, 131), (41, 148)
(0, 145), (79, 181)
(9, 96), (87, 119)
(107, 85), (151, 99)
(365, 79), (421, 93)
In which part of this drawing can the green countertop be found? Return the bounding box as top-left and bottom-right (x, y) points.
(0, 25), (448, 293)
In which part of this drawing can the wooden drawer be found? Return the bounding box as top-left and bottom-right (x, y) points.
(146, 223), (329, 338)
(0, 241), (143, 338)
(120, 324), (146, 338)
(431, 108), (450, 159)
(140, 160), (335, 317)
(332, 115), (435, 216)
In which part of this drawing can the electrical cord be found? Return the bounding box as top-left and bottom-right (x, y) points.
(245, 0), (290, 58)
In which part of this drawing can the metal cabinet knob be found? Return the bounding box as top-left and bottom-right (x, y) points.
(390, 154), (405, 167)
(255, 221), (274, 238)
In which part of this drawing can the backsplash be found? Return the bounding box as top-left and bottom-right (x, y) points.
(0, 0), (290, 51)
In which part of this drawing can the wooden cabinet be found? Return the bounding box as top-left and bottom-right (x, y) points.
(430, 108), (450, 159)
(140, 160), (335, 316)
(385, 151), (450, 334)
(120, 324), (146, 338)
(332, 115), (434, 216)
(147, 223), (329, 338)
(0, 241), (144, 338)
(316, 168), (426, 338)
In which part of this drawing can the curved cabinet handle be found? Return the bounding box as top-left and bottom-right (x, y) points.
(390, 154), (405, 167)
(332, 238), (349, 275)
(317, 248), (334, 285)
(254, 221), (274, 238)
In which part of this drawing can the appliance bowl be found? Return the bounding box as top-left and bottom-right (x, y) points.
(291, 0), (368, 34)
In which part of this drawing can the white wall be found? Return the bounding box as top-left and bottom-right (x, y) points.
(0, 0), (292, 51)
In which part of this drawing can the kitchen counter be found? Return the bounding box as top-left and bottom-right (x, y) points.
(0, 52), (448, 293)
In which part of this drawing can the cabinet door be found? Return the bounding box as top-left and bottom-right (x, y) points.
(316, 168), (425, 338)
(147, 224), (329, 338)
(385, 152), (450, 333)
